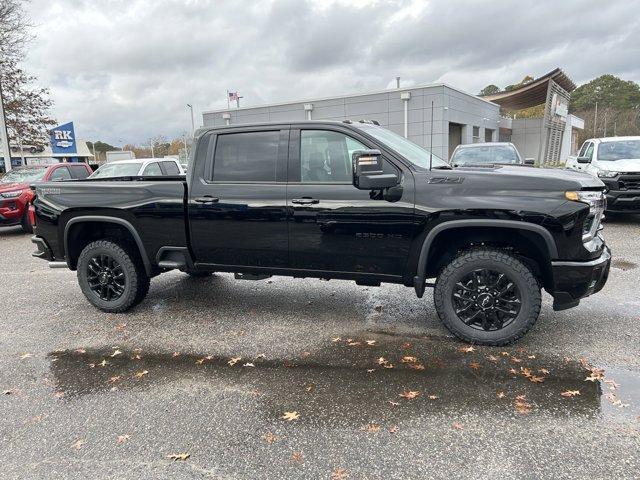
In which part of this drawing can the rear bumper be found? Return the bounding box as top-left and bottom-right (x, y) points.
(550, 246), (611, 311)
(606, 189), (640, 212)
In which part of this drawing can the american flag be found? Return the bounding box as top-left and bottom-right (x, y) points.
(228, 91), (239, 101)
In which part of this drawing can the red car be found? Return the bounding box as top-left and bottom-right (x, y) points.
(0, 163), (93, 233)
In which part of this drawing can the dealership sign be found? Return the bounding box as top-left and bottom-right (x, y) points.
(50, 122), (77, 154)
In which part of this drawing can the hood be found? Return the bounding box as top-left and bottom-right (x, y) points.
(446, 165), (605, 190)
(596, 158), (640, 173)
(0, 182), (28, 192)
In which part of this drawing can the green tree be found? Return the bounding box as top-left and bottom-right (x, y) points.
(478, 84), (500, 96)
(570, 74), (640, 111)
(504, 75), (534, 92)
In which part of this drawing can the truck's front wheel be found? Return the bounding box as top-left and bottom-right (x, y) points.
(433, 248), (541, 346)
(77, 239), (150, 313)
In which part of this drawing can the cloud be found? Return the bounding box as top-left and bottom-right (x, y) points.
(23, 0), (640, 145)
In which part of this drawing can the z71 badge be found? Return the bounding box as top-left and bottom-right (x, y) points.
(39, 187), (61, 195)
(427, 176), (464, 184)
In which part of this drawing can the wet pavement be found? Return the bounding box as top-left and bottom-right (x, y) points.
(1, 217), (640, 479)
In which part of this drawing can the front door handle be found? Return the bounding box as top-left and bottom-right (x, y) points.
(291, 198), (319, 205)
(194, 196), (219, 204)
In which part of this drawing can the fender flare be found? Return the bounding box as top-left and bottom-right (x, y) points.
(64, 215), (152, 275)
(412, 219), (558, 298)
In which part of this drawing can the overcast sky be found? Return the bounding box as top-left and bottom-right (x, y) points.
(24, 0), (640, 146)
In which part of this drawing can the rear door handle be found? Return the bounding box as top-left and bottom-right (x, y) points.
(291, 198), (319, 205)
(194, 196), (219, 204)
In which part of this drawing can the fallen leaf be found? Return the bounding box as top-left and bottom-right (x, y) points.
(361, 423), (380, 433)
(399, 390), (420, 400)
(500, 351), (510, 356)
(603, 379), (620, 390)
(401, 356), (418, 363)
(99, 359), (109, 367)
(108, 376), (121, 383)
(228, 357), (241, 366)
(520, 367), (532, 378)
(168, 453), (190, 461)
(367, 369), (376, 373)
(452, 422), (464, 430)
(116, 434), (130, 444)
(243, 362), (255, 368)
(510, 357), (522, 363)
(331, 337), (341, 343)
(282, 411), (300, 421)
(347, 341), (361, 346)
(401, 342), (412, 349)
(560, 390), (581, 397)
(529, 375), (545, 383)
(305, 383), (315, 392)
(110, 349), (122, 357)
(377, 357), (387, 365)
(291, 452), (304, 463)
(469, 362), (481, 370)
(54, 391), (65, 399)
(255, 353), (266, 359)
(509, 368), (518, 375)
(383, 363), (394, 369)
(389, 425), (399, 433)
(388, 401), (400, 406)
(133, 370), (148, 379)
(515, 401), (531, 414)
(332, 468), (348, 480)
(538, 368), (550, 375)
(428, 395), (439, 400)
(263, 432), (278, 444)
(515, 394), (526, 401)
(75, 349), (86, 354)
(497, 391), (506, 399)
(408, 363), (425, 371)
(195, 358), (206, 365)
(115, 323), (127, 331)
(459, 346), (475, 353)
(72, 439), (85, 450)
(365, 340), (376, 346)
(172, 352), (180, 357)
(487, 355), (499, 362)
(20, 353), (33, 360)
(527, 355), (536, 359)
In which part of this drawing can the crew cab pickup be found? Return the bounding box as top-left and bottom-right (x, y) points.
(566, 136), (640, 212)
(30, 121), (611, 345)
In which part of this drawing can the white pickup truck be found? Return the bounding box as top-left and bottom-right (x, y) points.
(566, 136), (640, 213)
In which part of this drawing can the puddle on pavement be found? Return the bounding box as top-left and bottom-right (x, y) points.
(47, 335), (640, 424)
(611, 259), (637, 271)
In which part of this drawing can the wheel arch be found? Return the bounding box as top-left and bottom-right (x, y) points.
(64, 216), (152, 275)
(413, 220), (558, 297)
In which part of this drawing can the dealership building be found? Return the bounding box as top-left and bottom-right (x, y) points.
(203, 68), (583, 166)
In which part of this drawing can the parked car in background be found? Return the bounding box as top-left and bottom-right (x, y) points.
(89, 158), (185, 179)
(566, 136), (640, 213)
(450, 142), (534, 167)
(0, 163), (93, 233)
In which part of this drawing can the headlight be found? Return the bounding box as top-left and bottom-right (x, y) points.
(0, 190), (24, 198)
(597, 170), (618, 178)
(565, 190), (605, 245)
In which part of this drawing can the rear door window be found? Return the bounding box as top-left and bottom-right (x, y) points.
(161, 161), (181, 175)
(142, 162), (163, 176)
(49, 167), (72, 181)
(68, 165), (90, 179)
(212, 131), (279, 182)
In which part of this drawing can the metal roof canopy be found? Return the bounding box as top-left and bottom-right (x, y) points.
(481, 68), (576, 111)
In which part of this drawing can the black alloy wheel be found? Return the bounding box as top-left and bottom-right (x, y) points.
(86, 254), (126, 301)
(451, 268), (521, 331)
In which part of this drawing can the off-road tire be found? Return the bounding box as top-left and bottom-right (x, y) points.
(433, 247), (541, 346)
(77, 239), (150, 313)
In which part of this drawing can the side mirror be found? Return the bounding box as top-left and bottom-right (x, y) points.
(577, 156), (591, 164)
(352, 150), (398, 190)
(524, 158), (535, 165)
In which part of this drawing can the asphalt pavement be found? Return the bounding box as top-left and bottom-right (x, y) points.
(1, 216), (639, 479)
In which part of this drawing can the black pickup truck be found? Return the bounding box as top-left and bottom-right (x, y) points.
(30, 121), (611, 345)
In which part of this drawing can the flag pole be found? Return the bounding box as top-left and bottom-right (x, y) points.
(226, 90), (230, 110)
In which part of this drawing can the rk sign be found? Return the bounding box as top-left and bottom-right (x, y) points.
(50, 122), (77, 154)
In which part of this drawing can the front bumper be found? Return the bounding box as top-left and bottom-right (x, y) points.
(550, 246), (611, 311)
(605, 189), (640, 213)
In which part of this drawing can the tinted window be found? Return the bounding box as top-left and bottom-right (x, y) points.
(213, 131), (279, 182)
(69, 165), (90, 179)
(50, 167), (72, 181)
(300, 130), (366, 183)
(578, 142), (589, 157)
(142, 162), (163, 176)
(162, 161), (181, 175)
(584, 143), (594, 160)
(451, 145), (519, 165)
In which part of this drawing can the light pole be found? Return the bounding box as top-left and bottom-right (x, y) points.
(0, 80), (12, 172)
(186, 104), (195, 136)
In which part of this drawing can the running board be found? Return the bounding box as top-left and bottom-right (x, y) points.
(234, 273), (272, 281)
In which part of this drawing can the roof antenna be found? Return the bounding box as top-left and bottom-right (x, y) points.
(429, 100), (434, 171)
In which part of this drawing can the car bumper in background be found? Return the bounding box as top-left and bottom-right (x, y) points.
(550, 246), (611, 311)
(606, 189), (640, 213)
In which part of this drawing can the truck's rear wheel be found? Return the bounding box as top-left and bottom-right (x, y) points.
(77, 239), (150, 313)
(433, 248), (541, 346)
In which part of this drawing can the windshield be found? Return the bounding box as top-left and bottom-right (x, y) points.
(451, 145), (519, 165)
(1, 168), (47, 183)
(90, 162), (143, 178)
(355, 124), (448, 169)
(597, 140), (640, 161)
